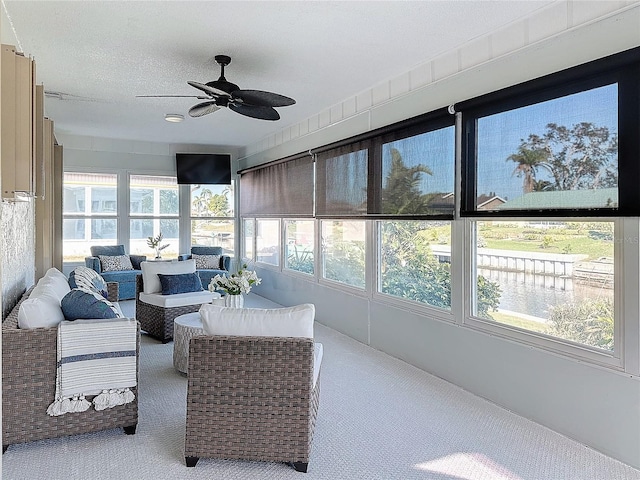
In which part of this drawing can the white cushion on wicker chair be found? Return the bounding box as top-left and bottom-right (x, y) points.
(139, 290), (220, 308)
(199, 303), (315, 338)
(140, 260), (196, 294)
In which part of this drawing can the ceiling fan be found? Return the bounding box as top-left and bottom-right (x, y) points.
(137, 55), (295, 121)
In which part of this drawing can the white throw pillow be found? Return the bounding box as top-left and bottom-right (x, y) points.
(34, 275), (71, 303)
(18, 296), (65, 329)
(200, 303), (315, 338)
(141, 259), (196, 294)
(44, 267), (67, 282)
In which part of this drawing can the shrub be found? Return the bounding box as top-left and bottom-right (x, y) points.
(548, 299), (613, 350)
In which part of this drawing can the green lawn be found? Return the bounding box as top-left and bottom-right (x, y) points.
(489, 311), (550, 334)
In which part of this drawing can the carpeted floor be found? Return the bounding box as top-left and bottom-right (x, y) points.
(3, 299), (640, 480)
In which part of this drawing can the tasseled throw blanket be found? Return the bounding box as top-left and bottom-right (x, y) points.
(47, 318), (137, 416)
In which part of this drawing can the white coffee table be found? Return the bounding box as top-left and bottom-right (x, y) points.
(173, 312), (204, 374)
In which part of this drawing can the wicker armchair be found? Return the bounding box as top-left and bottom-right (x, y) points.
(135, 275), (203, 343)
(184, 335), (321, 472)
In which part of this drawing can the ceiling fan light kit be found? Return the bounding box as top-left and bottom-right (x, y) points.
(164, 113), (184, 123)
(139, 55), (295, 121)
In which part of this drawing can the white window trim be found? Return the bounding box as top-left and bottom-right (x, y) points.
(463, 217), (625, 371)
(283, 218), (316, 277)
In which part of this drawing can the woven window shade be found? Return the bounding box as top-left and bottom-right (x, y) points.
(316, 141), (369, 216)
(240, 156), (314, 216)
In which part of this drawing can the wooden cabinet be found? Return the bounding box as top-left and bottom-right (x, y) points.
(1, 44), (37, 198)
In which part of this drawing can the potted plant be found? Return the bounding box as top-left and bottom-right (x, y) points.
(147, 232), (170, 259)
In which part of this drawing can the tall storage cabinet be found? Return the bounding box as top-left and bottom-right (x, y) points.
(1, 44), (37, 198)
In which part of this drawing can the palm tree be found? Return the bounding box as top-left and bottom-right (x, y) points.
(507, 146), (552, 194)
(382, 148), (433, 214)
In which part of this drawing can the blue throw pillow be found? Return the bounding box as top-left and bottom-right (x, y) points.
(68, 266), (109, 298)
(61, 288), (121, 321)
(158, 273), (203, 295)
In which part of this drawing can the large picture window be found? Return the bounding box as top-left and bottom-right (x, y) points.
(62, 172), (118, 263)
(378, 220), (452, 309)
(474, 84), (618, 212)
(321, 220), (365, 289)
(381, 125), (455, 216)
(190, 183), (234, 255)
(472, 220), (615, 352)
(462, 53), (640, 217)
(256, 219), (280, 266)
(285, 220), (315, 275)
(129, 175), (179, 257)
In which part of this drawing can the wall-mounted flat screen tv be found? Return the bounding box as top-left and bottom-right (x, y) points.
(176, 153), (232, 185)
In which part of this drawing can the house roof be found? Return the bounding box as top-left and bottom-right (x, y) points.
(497, 188), (619, 210)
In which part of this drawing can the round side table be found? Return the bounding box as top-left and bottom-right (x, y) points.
(173, 312), (204, 374)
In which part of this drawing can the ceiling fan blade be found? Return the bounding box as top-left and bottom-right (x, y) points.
(229, 103), (280, 121)
(136, 94), (209, 99)
(232, 89), (296, 107)
(189, 101), (221, 118)
(187, 81), (230, 98)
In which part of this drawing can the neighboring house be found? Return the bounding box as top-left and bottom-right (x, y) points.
(497, 188), (618, 210)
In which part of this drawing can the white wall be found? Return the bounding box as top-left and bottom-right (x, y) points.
(241, 2), (640, 470)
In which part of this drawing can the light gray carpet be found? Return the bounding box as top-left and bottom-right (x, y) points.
(3, 299), (639, 480)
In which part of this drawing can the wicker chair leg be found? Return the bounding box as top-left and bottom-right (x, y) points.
(291, 462), (308, 473)
(123, 424), (137, 435)
(2, 445), (8, 454)
(185, 456), (199, 467)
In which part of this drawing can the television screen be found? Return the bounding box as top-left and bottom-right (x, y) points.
(176, 153), (232, 185)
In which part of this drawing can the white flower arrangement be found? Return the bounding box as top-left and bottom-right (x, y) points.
(208, 264), (261, 296)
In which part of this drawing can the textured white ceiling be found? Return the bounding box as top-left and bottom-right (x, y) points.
(2, 1), (554, 147)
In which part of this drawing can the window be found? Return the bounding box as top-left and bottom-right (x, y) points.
(472, 220), (615, 352)
(62, 172), (118, 263)
(462, 50), (640, 217)
(474, 85), (618, 212)
(321, 220), (365, 288)
(378, 220), (451, 309)
(129, 175), (179, 257)
(381, 125), (455, 216)
(243, 218), (255, 262)
(285, 220), (315, 275)
(256, 219), (280, 266)
(190, 183), (234, 255)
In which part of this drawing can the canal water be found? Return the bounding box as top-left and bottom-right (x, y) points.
(478, 268), (614, 320)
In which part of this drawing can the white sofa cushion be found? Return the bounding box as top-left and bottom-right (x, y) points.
(44, 267), (68, 282)
(18, 290), (65, 329)
(31, 275), (71, 304)
(199, 303), (315, 338)
(140, 259), (196, 294)
(139, 290), (220, 308)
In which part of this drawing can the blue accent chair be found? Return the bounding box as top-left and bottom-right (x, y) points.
(178, 246), (231, 289)
(85, 245), (146, 300)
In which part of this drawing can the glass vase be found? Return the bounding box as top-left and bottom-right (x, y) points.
(225, 294), (244, 308)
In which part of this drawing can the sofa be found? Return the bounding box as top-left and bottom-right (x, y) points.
(178, 246), (230, 289)
(2, 268), (139, 452)
(85, 245), (146, 300)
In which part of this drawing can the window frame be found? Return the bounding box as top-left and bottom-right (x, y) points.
(283, 218), (316, 277)
(373, 219), (456, 320)
(62, 171), (119, 263)
(460, 50), (640, 218)
(463, 216), (624, 370)
(128, 174), (180, 257)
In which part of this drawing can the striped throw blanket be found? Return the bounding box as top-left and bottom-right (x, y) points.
(47, 318), (137, 416)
